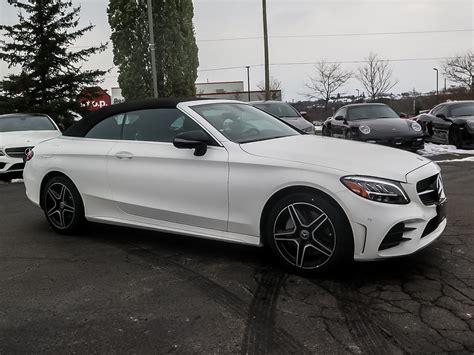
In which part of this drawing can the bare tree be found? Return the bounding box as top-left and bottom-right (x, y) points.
(257, 77), (282, 100)
(305, 61), (351, 112)
(357, 53), (398, 100)
(442, 51), (474, 90)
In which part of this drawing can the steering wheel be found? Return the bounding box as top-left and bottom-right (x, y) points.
(241, 127), (259, 136)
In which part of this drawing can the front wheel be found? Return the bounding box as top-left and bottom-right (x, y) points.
(263, 192), (353, 275)
(42, 176), (85, 234)
(449, 125), (464, 149)
(322, 126), (332, 137)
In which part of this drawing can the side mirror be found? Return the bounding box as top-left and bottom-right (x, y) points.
(436, 113), (447, 120)
(334, 115), (345, 121)
(300, 111), (308, 118)
(173, 130), (210, 157)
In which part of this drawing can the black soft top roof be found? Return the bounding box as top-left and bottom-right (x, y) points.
(64, 97), (203, 137)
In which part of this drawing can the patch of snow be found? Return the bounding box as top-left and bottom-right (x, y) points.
(10, 179), (24, 184)
(437, 156), (474, 163)
(418, 143), (474, 157)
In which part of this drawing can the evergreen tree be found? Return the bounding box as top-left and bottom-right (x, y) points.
(0, 0), (107, 126)
(108, 0), (199, 100)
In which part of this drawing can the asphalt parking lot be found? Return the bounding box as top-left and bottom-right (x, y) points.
(1, 156), (473, 353)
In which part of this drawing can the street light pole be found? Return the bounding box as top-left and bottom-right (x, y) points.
(433, 68), (439, 98)
(262, 0), (270, 101)
(246, 66), (251, 102)
(356, 89), (360, 98)
(146, 0), (158, 98)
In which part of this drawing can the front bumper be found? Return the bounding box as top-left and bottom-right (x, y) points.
(337, 162), (447, 260)
(357, 135), (424, 151)
(0, 155), (25, 174)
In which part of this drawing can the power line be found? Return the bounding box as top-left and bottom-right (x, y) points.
(197, 56), (456, 72)
(197, 29), (473, 43)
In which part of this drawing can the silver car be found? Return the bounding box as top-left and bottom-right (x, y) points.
(250, 101), (315, 134)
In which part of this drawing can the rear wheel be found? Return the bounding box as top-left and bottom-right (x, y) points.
(42, 176), (85, 234)
(449, 125), (464, 149)
(263, 192), (353, 275)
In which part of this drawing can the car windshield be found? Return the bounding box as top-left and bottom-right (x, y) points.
(253, 102), (300, 118)
(191, 103), (299, 143)
(347, 105), (399, 120)
(0, 115), (56, 132)
(450, 103), (474, 117)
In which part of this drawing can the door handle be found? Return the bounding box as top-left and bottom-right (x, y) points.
(115, 151), (134, 160)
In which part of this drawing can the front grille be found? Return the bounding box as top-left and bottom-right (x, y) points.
(417, 174), (439, 205)
(379, 222), (416, 251)
(8, 162), (25, 171)
(5, 146), (33, 159)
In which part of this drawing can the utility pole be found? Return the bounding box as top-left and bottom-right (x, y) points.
(147, 0), (158, 98)
(262, 0), (270, 101)
(246, 66), (251, 102)
(433, 67), (439, 98)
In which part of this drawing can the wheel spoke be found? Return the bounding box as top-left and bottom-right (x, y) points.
(295, 241), (309, 268)
(47, 189), (59, 201)
(309, 237), (333, 257)
(274, 230), (297, 241)
(47, 208), (59, 218)
(59, 185), (66, 201)
(308, 213), (328, 231)
(288, 204), (303, 228)
(62, 203), (75, 213)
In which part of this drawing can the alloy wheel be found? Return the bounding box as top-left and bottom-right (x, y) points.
(273, 202), (336, 269)
(45, 182), (76, 230)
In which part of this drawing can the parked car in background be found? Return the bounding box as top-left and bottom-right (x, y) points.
(250, 101), (315, 134)
(322, 103), (424, 152)
(24, 99), (446, 275)
(416, 101), (474, 149)
(0, 113), (61, 179)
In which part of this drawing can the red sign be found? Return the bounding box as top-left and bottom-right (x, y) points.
(78, 87), (111, 111)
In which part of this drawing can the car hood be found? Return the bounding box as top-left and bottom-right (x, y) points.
(350, 118), (417, 136)
(280, 116), (313, 130)
(240, 135), (431, 182)
(0, 130), (61, 148)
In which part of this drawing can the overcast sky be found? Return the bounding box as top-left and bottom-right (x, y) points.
(1, 0), (473, 101)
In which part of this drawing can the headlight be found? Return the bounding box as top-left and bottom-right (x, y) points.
(411, 122), (422, 132)
(359, 125), (371, 135)
(341, 176), (410, 204)
(467, 121), (474, 129)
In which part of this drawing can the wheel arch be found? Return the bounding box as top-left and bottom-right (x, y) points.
(259, 185), (354, 246)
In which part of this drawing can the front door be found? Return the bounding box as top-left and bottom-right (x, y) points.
(107, 108), (229, 231)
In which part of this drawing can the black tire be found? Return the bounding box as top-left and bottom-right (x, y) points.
(41, 176), (85, 234)
(263, 192), (354, 275)
(449, 125), (463, 149)
(322, 126), (332, 137)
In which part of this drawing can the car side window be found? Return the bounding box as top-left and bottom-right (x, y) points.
(335, 108), (346, 119)
(85, 114), (125, 139)
(122, 108), (204, 143)
(431, 105), (443, 116)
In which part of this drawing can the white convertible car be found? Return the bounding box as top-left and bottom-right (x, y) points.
(23, 99), (447, 274)
(0, 113), (60, 178)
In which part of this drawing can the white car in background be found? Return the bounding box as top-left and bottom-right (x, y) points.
(23, 99), (447, 275)
(0, 113), (61, 179)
